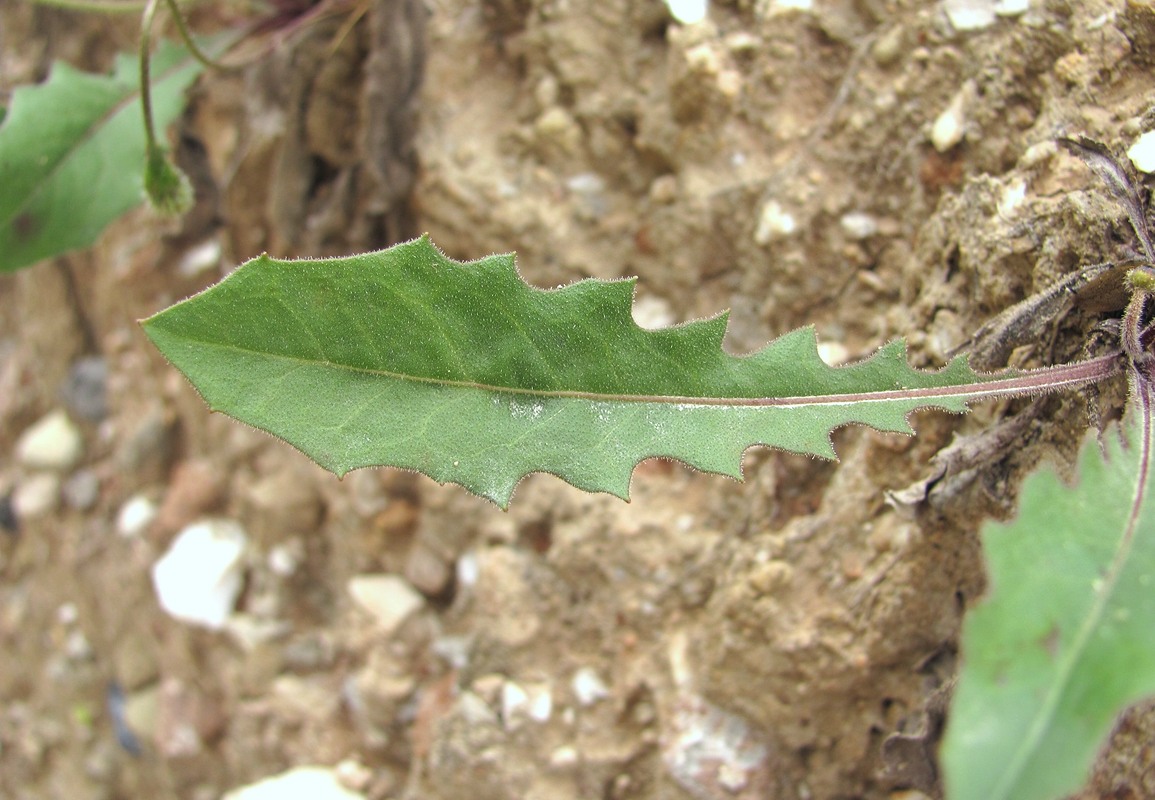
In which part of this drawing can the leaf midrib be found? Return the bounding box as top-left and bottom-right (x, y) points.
(169, 332), (1120, 409)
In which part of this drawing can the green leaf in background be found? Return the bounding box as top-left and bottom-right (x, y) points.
(942, 409), (1155, 800)
(142, 236), (1090, 508)
(0, 36), (226, 272)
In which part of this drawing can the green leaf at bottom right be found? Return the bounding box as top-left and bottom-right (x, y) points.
(942, 410), (1155, 800)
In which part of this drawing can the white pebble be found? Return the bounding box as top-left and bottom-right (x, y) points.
(998, 179), (1027, 216)
(456, 550), (480, 588)
(754, 200), (797, 244)
(501, 680), (530, 729)
(943, 0), (996, 31)
(632, 295), (677, 330)
(347, 574), (424, 635)
(664, 0), (708, 24)
(1128, 130), (1155, 173)
(528, 684), (553, 722)
(550, 745), (580, 768)
(12, 473), (61, 518)
(222, 766), (366, 800)
(117, 495), (157, 538)
(267, 543), (299, 576)
(817, 341), (850, 367)
(839, 212), (878, 240)
(16, 410), (84, 471)
(931, 84), (972, 152)
(57, 602), (79, 624)
(151, 519), (248, 630)
(571, 667), (610, 706)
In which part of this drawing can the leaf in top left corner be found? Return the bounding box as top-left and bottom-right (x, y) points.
(0, 34), (234, 273)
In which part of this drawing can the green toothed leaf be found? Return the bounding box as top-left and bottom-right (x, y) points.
(942, 408), (1155, 800)
(0, 34), (233, 272)
(143, 235), (1088, 508)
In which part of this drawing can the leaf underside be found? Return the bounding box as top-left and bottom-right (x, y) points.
(0, 37), (226, 273)
(144, 235), (1010, 507)
(942, 410), (1155, 800)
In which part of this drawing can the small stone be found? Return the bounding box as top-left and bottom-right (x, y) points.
(150, 519), (248, 630)
(664, 0), (708, 25)
(334, 759), (373, 792)
(817, 342), (850, 367)
(404, 541), (453, 597)
(117, 495), (158, 538)
(550, 745), (580, 768)
(649, 175), (679, 204)
(501, 680), (530, 730)
(12, 473), (61, 518)
(177, 237), (222, 277)
(839, 212), (879, 240)
(943, 0), (996, 31)
(222, 766), (366, 800)
(571, 667), (610, 706)
(1128, 130), (1155, 173)
(60, 357), (108, 422)
(872, 26), (905, 66)
(16, 410), (84, 471)
(748, 560), (794, 595)
(632, 295), (676, 330)
(267, 542), (300, 576)
(754, 200), (796, 244)
(534, 107), (582, 155)
(63, 469), (100, 511)
(930, 83), (972, 153)
(347, 574), (424, 635)
(456, 550), (480, 589)
(528, 683), (553, 722)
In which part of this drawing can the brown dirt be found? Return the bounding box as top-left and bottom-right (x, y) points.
(2, 0), (1155, 798)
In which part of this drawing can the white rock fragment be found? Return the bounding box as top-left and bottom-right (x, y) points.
(930, 82), (974, 152)
(995, 0), (1029, 16)
(12, 473), (61, 518)
(501, 680), (552, 729)
(632, 295), (677, 330)
(267, 542), (300, 576)
(1128, 130), (1155, 173)
(16, 409), (84, 471)
(456, 550), (480, 589)
(754, 200), (796, 244)
(221, 766), (366, 800)
(664, 0), (708, 25)
(943, 0), (995, 30)
(177, 237), (222, 277)
(571, 667), (610, 706)
(117, 495), (158, 538)
(839, 211), (878, 240)
(151, 519), (248, 630)
(663, 694), (770, 800)
(528, 684), (553, 722)
(347, 574), (424, 635)
(998, 179), (1027, 217)
(501, 680), (530, 729)
(334, 759), (373, 792)
(550, 745), (580, 768)
(816, 341), (850, 367)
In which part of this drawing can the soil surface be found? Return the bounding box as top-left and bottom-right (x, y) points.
(2, 1), (1155, 798)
